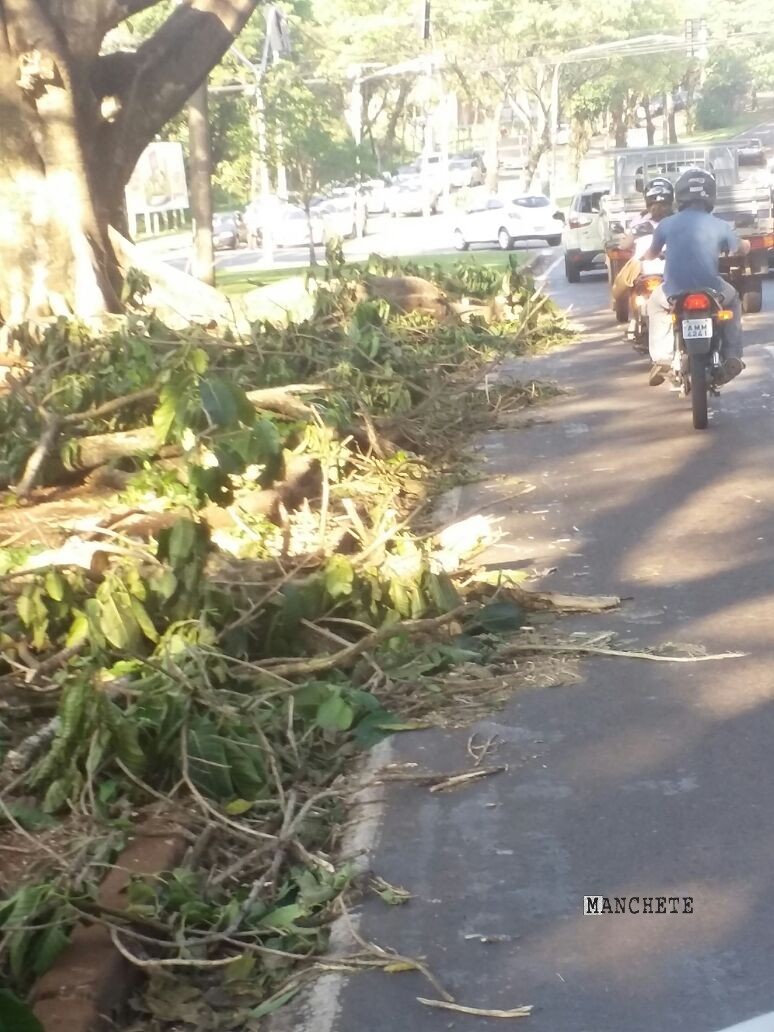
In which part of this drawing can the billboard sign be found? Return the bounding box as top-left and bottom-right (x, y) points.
(125, 141), (189, 217)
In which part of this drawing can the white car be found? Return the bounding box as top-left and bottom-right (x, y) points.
(448, 155), (485, 189)
(453, 193), (564, 251)
(272, 205), (324, 249)
(561, 182), (610, 282)
(311, 191), (367, 239)
(387, 175), (441, 217)
(364, 179), (388, 215)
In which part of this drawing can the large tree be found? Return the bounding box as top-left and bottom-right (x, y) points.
(0, 0), (262, 324)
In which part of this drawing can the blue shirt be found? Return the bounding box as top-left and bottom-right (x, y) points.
(650, 208), (739, 297)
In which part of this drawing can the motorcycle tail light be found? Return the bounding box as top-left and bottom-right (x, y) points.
(749, 234), (774, 250)
(682, 293), (711, 310)
(717, 309), (735, 321)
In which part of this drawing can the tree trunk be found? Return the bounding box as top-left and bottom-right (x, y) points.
(484, 101), (504, 193)
(188, 81), (215, 286)
(667, 102), (678, 145)
(611, 102), (628, 148)
(382, 80), (411, 167)
(643, 96), (656, 146)
(304, 201), (317, 267)
(0, 0), (261, 328)
(0, 11), (120, 325)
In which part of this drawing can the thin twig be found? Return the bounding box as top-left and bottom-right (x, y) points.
(417, 998), (533, 1018)
(499, 643), (747, 663)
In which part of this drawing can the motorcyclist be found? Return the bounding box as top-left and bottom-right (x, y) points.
(611, 177), (674, 339)
(643, 168), (750, 386)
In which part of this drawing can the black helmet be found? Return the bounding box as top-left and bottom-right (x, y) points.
(675, 168), (716, 211)
(644, 176), (674, 205)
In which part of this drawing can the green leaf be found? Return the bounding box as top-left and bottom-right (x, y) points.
(224, 953), (255, 982)
(187, 722), (234, 800)
(316, 694), (354, 732)
(31, 924), (70, 976)
(191, 347), (209, 375)
(16, 593), (34, 627)
(44, 570), (65, 602)
(371, 876), (412, 906)
(98, 779), (119, 805)
(425, 571), (461, 611)
(66, 611), (89, 648)
(42, 777), (70, 814)
(130, 597), (160, 643)
(250, 987), (300, 1020)
(98, 594), (135, 650)
(0, 989), (44, 1032)
(258, 903), (304, 929)
(224, 798), (254, 816)
(1, 804), (56, 831)
(166, 519), (197, 568)
(152, 569), (178, 601)
(200, 376), (251, 428)
(324, 555), (354, 600)
(152, 383), (180, 444)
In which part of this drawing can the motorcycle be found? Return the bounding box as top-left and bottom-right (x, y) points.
(669, 289), (735, 430)
(630, 272), (663, 353)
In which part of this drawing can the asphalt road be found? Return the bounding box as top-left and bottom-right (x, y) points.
(293, 261), (774, 1032)
(158, 204), (550, 276)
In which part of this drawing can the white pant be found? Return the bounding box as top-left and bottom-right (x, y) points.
(647, 280), (743, 364)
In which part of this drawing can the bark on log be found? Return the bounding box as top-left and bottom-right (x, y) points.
(357, 276), (456, 320)
(109, 228), (236, 327)
(61, 386), (319, 472)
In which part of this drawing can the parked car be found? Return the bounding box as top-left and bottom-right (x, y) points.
(272, 205), (324, 249)
(243, 195), (290, 247)
(364, 178), (389, 215)
(738, 137), (767, 166)
(387, 175), (441, 217)
(212, 212), (247, 250)
(562, 182), (610, 282)
(311, 187), (367, 239)
(448, 154), (485, 189)
(453, 193), (564, 251)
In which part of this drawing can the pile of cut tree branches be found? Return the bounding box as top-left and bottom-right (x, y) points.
(0, 253), (582, 1029)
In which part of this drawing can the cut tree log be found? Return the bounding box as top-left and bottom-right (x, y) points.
(109, 228), (238, 329)
(19, 385), (323, 478)
(357, 276), (456, 320)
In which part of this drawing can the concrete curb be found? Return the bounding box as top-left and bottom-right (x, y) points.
(31, 814), (188, 1032)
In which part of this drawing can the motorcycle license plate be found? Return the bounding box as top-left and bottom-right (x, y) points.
(682, 318), (712, 339)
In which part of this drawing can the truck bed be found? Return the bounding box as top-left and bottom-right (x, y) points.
(603, 144), (773, 236)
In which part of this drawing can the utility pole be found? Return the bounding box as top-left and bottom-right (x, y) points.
(188, 80), (214, 286)
(420, 0), (431, 41)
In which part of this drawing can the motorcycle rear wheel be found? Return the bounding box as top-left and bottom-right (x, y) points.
(690, 354), (708, 430)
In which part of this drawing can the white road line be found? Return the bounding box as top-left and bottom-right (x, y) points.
(713, 1013), (774, 1032)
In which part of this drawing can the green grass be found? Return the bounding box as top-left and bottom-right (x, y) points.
(217, 250), (526, 297)
(682, 104), (774, 145)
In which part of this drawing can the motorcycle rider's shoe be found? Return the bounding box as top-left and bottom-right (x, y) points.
(714, 357), (744, 385)
(648, 363), (670, 386)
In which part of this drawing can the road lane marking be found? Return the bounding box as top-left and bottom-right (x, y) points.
(713, 1013), (774, 1032)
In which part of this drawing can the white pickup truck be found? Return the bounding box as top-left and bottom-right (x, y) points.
(601, 143), (774, 314)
